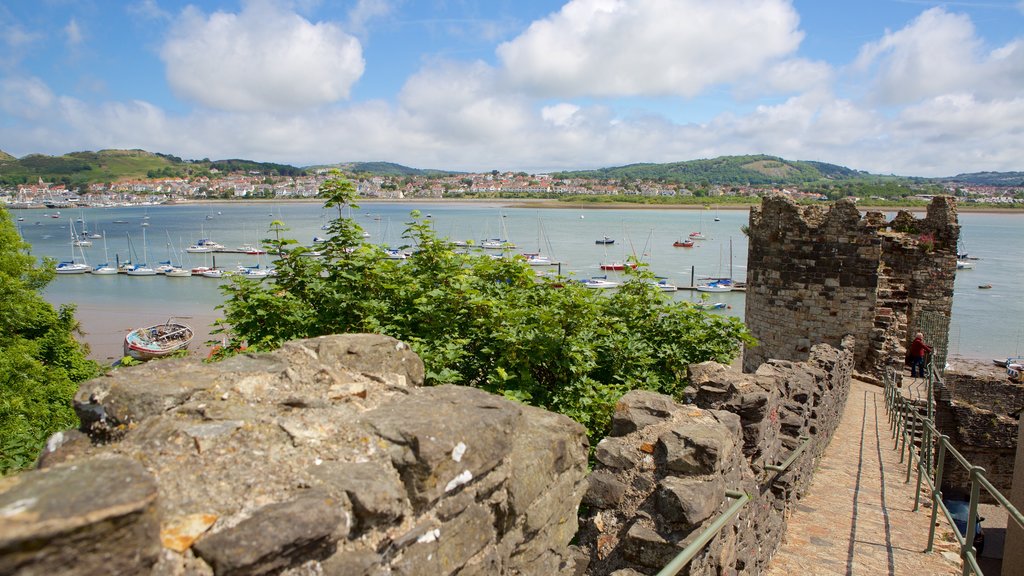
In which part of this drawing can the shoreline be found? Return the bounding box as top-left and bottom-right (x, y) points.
(70, 302), (222, 364)
(159, 196), (1023, 214)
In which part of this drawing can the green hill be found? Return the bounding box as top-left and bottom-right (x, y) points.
(0, 149), (306, 186)
(0, 150), (16, 163)
(946, 171), (1024, 186)
(315, 161), (459, 177)
(551, 154), (869, 186)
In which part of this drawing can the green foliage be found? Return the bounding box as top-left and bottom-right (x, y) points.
(0, 208), (100, 475)
(217, 176), (755, 443)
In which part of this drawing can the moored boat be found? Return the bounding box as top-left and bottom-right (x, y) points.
(672, 239), (694, 248)
(582, 276), (620, 289)
(595, 236), (615, 245)
(123, 320), (194, 361)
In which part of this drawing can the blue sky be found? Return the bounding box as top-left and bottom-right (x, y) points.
(2, 0), (1023, 177)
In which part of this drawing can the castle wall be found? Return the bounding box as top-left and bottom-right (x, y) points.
(0, 334), (589, 576)
(576, 338), (854, 575)
(742, 195), (958, 378)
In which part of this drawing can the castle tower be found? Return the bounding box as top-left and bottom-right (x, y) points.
(742, 195), (958, 378)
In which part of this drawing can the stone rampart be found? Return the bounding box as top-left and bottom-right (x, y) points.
(575, 336), (854, 575)
(742, 195), (958, 379)
(934, 361), (1024, 500)
(0, 334), (589, 576)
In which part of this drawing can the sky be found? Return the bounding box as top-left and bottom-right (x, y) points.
(2, 0), (1023, 177)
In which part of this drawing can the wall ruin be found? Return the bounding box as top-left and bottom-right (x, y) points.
(0, 334), (589, 576)
(575, 337), (854, 575)
(742, 195), (959, 378)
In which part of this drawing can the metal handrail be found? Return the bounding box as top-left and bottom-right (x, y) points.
(765, 435), (812, 472)
(655, 490), (750, 576)
(655, 433), (811, 574)
(884, 362), (1024, 575)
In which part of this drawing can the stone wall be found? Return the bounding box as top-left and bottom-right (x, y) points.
(576, 337), (854, 575)
(933, 361), (1024, 499)
(0, 334), (589, 576)
(742, 195), (958, 379)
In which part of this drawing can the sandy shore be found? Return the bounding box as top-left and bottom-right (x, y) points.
(72, 303), (222, 364)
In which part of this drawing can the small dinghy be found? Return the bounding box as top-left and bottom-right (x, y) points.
(124, 319), (194, 361)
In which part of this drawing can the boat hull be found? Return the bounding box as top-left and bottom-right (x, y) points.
(124, 322), (194, 361)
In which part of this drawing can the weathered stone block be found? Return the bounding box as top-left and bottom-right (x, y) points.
(611, 390), (680, 436)
(584, 469), (628, 508)
(192, 491), (343, 575)
(364, 385), (520, 511)
(0, 456), (160, 576)
(657, 476), (725, 528)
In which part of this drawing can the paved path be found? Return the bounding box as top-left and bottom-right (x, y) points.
(764, 378), (963, 576)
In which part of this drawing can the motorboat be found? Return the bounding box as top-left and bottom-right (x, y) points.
(595, 236), (615, 245)
(649, 279), (678, 292)
(696, 280), (733, 293)
(672, 239), (694, 248)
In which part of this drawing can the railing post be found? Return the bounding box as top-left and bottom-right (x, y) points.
(962, 466), (984, 575)
(926, 435), (948, 553)
(906, 408), (917, 483)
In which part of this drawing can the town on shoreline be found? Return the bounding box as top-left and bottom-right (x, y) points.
(4, 167), (1023, 212)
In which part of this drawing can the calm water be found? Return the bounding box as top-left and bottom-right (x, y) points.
(15, 201), (1023, 361)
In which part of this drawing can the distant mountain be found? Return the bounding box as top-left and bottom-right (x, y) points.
(0, 150), (15, 163)
(945, 171), (1024, 186)
(315, 161), (460, 177)
(551, 154), (874, 186)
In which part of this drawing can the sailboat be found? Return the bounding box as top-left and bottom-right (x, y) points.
(126, 229), (156, 276)
(696, 237), (735, 292)
(522, 218), (557, 266)
(688, 211), (707, 241)
(91, 232), (118, 275)
(56, 218), (90, 274)
(161, 231), (191, 277)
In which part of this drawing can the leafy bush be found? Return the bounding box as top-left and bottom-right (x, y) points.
(216, 175), (755, 442)
(0, 208), (99, 475)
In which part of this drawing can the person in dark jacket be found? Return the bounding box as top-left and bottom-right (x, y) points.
(907, 332), (933, 378)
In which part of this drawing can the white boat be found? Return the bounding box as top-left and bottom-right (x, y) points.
(649, 279), (678, 292)
(123, 320), (194, 361)
(696, 281), (732, 293)
(480, 238), (514, 250)
(383, 248), (408, 260)
(56, 218), (90, 274)
(956, 260), (974, 269)
(582, 277), (620, 289)
(522, 253), (555, 266)
(186, 236), (225, 253)
(56, 261), (90, 274)
(165, 267), (192, 277)
(126, 230), (157, 276)
(91, 233), (118, 275)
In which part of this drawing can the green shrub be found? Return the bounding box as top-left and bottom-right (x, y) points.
(0, 208), (99, 475)
(216, 175), (755, 443)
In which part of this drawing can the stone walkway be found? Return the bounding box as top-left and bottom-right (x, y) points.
(764, 378), (963, 576)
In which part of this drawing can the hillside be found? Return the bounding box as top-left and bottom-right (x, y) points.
(552, 154), (870, 186)
(0, 150), (15, 162)
(0, 150), (306, 186)
(316, 161), (459, 177)
(946, 171), (1024, 186)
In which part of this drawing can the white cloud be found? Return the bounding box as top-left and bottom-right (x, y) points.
(347, 0), (393, 37)
(0, 76), (56, 119)
(64, 18), (83, 45)
(127, 0), (171, 21)
(541, 103), (582, 127)
(854, 8), (982, 104)
(496, 0), (803, 98)
(160, 0), (364, 112)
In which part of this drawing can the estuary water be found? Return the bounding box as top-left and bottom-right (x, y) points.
(13, 201), (1023, 362)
